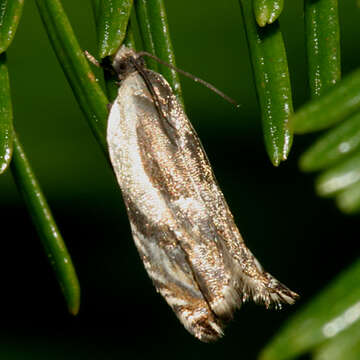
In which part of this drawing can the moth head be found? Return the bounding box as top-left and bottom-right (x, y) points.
(113, 57), (134, 79)
(112, 45), (140, 79)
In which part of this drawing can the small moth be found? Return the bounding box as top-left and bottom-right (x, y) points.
(106, 45), (298, 342)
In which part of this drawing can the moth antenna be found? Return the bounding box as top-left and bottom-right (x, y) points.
(84, 50), (101, 67)
(137, 51), (240, 108)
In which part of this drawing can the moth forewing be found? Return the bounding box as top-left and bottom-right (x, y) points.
(107, 45), (298, 342)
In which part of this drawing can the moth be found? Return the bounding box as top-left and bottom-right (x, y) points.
(106, 45), (298, 342)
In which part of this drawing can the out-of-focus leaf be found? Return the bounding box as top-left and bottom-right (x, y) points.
(315, 152), (360, 196)
(336, 180), (360, 214)
(314, 317), (360, 360)
(292, 68), (360, 134)
(300, 112), (360, 172)
(260, 259), (360, 360)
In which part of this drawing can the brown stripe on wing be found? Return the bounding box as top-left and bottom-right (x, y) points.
(136, 72), (299, 312)
(130, 74), (246, 320)
(124, 195), (225, 342)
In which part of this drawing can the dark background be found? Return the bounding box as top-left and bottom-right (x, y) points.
(0, 1), (359, 358)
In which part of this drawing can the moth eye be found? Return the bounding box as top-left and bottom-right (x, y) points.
(118, 62), (127, 71)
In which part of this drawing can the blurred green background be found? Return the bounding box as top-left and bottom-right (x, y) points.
(0, 1), (360, 358)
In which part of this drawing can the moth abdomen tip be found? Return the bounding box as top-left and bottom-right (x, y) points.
(181, 312), (224, 343)
(259, 281), (299, 309)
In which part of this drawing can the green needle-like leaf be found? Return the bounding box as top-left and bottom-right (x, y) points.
(292, 68), (360, 134)
(104, 24), (136, 102)
(11, 133), (80, 315)
(253, 0), (284, 27)
(315, 151), (360, 197)
(336, 180), (360, 214)
(239, 0), (293, 166)
(95, 0), (133, 58)
(0, 52), (13, 174)
(91, 0), (100, 26)
(91, 1), (136, 103)
(260, 259), (360, 360)
(36, 0), (109, 154)
(300, 0), (345, 213)
(305, 0), (340, 98)
(135, 0), (182, 102)
(0, 0), (24, 53)
(134, 0), (158, 71)
(123, 20), (135, 49)
(300, 112), (360, 172)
